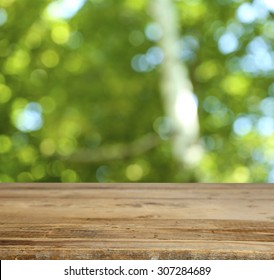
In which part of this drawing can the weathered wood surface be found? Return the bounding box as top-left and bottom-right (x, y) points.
(0, 183), (274, 259)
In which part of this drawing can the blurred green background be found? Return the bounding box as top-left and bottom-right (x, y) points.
(1, 0), (274, 183)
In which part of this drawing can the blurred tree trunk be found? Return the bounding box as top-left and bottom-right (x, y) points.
(149, 0), (202, 167)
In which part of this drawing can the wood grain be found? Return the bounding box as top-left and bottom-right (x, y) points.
(0, 183), (274, 259)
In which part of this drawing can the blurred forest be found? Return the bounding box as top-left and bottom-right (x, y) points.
(1, 0), (274, 182)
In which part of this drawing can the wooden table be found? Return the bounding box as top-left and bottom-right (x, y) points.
(0, 183), (274, 259)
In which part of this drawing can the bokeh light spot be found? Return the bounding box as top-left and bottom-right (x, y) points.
(39, 96), (56, 114)
(0, 135), (12, 154)
(218, 32), (239, 54)
(4, 50), (30, 74)
(46, 0), (86, 20)
(231, 166), (250, 182)
(195, 60), (219, 81)
(57, 137), (77, 156)
(50, 160), (65, 177)
(31, 164), (46, 180)
(203, 96), (222, 114)
(131, 54), (152, 72)
(41, 50), (60, 68)
(179, 35), (199, 62)
(145, 23), (163, 42)
(236, 3), (257, 23)
(51, 24), (70, 45)
(40, 138), (56, 156)
(17, 146), (37, 164)
(0, 174), (14, 182)
(261, 0), (274, 12)
(263, 21), (274, 39)
(153, 116), (174, 140)
(30, 69), (48, 85)
(124, 0), (145, 11)
(96, 165), (110, 182)
(0, 8), (8, 26)
(268, 168), (274, 182)
(24, 23), (43, 49)
(222, 75), (249, 96)
(146, 46), (164, 66)
(64, 55), (85, 73)
(17, 172), (34, 182)
(260, 97), (274, 117)
(256, 116), (274, 136)
(126, 164), (144, 181)
(14, 102), (43, 132)
(61, 169), (79, 182)
(0, 83), (12, 103)
(233, 116), (253, 136)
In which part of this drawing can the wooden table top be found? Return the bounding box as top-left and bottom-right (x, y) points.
(0, 183), (274, 260)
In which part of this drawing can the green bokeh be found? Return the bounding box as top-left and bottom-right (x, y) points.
(0, 0), (273, 182)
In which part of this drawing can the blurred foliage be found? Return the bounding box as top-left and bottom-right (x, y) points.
(0, 0), (274, 182)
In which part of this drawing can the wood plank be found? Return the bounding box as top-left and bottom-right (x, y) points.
(0, 183), (274, 259)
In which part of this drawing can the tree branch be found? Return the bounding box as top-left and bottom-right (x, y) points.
(149, 0), (202, 167)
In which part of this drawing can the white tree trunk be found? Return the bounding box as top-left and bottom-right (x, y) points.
(149, 0), (202, 167)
